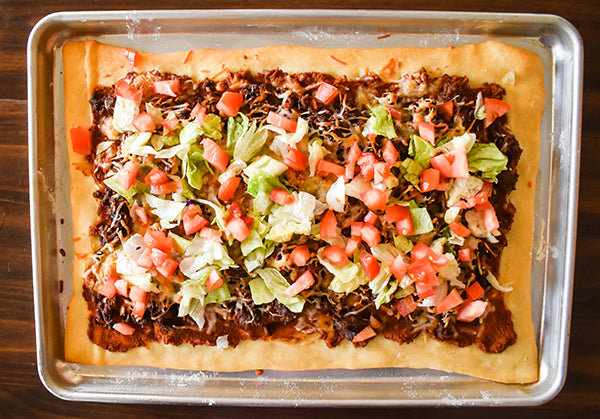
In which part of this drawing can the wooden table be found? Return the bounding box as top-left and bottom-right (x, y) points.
(1, 1), (598, 417)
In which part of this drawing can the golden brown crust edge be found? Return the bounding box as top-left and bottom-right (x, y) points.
(63, 40), (544, 383)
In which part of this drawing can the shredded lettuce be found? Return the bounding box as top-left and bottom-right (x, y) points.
(144, 194), (187, 229)
(408, 134), (434, 168)
(399, 158), (424, 188)
(248, 276), (275, 305)
(121, 132), (155, 156)
(266, 116), (308, 146)
(200, 114), (222, 140)
(363, 103), (396, 139)
(244, 155), (288, 179)
(487, 271), (513, 292)
(393, 235), (414, 253)
(151, 134), (179, 151)
(308, 137), (329, 176)
(435, 132), (476, 155)
(254, 268), (305, 312)
(265, 191), (316, 242)
(326, 176), (346, 212)
(169, 232), (193, 253)
(205, 282), (231, 304)
(145, 103), (163, 125)
(227, 113), (269, 162)
(319, 254), (368, 294)
(179, 237), (235, 279)
(371, 243), (401, 265)
(227, 113), (250, 149)
(184, 146), (211, 190)
(244, 156), (289, 214)
(446, 176), (484, 207)
(96, 141), (112, 154)
(409, 206), (434, 235)
(112, 96), (140, 132)
(179, 121), (203, 145)
(345, 174), (371, 200)
(368, 264), (395, 309)
(103, 173), (147, 204)
(474, 92), (487, 120)
(467, 143), (508, 182)
(196, 198), (228, 232)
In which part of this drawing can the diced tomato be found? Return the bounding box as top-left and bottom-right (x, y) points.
(410, 242), (449, 270)
(466, 282), (484, 300)
(118, 161), (140, 191)
(162, 118), (179, 131)
(290, 245), (310, 267)
(390, 255), (407, 281)
(437, 101), (454, 119)
(150, 248), (168, 268)
(132, 301), (146, 317)
(363, 211), (378, 225)
(190, 103), (207, 125)
(320, 209), (337, 239)
(385, 105), (403, 120)
(436, 289), (464, 314)
(418, 121), (436, 145)
(357, 153), (377, 181)
(437, 175), (451, 191)
(123, 50), (139, 68)
(134, 206), (151, 227)
(429, 147), (469, 179)
(457, 300), (488, 322)
(242, 216), (254, 229)
(137, 247), (154, 269)
(228, 201), (243, 219)
(458, 248), (473, 262)
(373, 162), (390, 184)
(475, 201), (500, 232)
(449, 221), (471, 238)
(202, 138), (229, 172)
(283, 270), (315, 297)
(317, 159), (345, 177)
(323, 245), (350, 268)
(314, 82), (339, 105)
(69, 125), (92, 155)
(226, 217), (251, 242)
(206, 270), (224, 291)
(156, 258), (179, 278)
(100, 277), (118, 298)
(143, 230), (174, 253)
(395, 295), (417, 317)
(420, 168), (440, 192)
(200, 227), (222, 243)
(283, 147), (308, 171)
(352, 325), (377, 343)
(396, 219), (415, 236)
(415, 282), (436, 299)
(382, 140), (399, 165)
(360, 223), (381, 248)
(345, 237), (361, 256)
(350, 221), (364, 238)
(216, 91), (244, 117)
(266, 111), (297, 133)
(218, 176), (241, 202)
(183, 205), (209, 235)
(361, 188), (388, 211)
(113, 322), (135, 336)
(129, 286), (146, 303)
(408, 259), (439, 287)
(269, 188), (296, 205)
(385, 205), (408, 223)
(467, 181), (493, 207)
(153, 80), (180, 97)
(144, 168), (169, 186)
(483, 98), (511, 128)
(150, 181), (181, 195)
(132, 111), (156, 132)
(114, 79), (142, 101)
(114, 279), (129, 298)
(359, 251), (380, 281)
(345, 141), (362, 180)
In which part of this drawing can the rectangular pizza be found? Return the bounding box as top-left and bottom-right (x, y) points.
(63, 39), (544, 383)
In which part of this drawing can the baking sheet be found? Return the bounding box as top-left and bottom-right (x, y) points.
(27, 9), (582, 406)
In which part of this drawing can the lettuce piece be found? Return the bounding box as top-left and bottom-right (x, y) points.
(179, 121), (203, 145)
(371, 243), (401, 265)
(467, 143), (508, 182)
(363, 103), (396, 139)
(248, 276), (275, 305)
(205, 282), (231, 304)
(200, 114), (222, 140)
(240, 231), (263, 256)
(375, 280), (398, 309)
(151, 134), (179, 151)
(319, 255), (368, 294)
(145, 102), (163, 125)
(196, 198), (228, 232)
(228, 113), (269, 162)
(408, 134), (434, 168)
(326, 175), (346, 212)
(394, 284), (416, 299)
(144, 194), (187, 229)
(103, 173), (147, 204)
(243, 155), (288, 179)
(244, 156), (289, 214)
(308, 137), (329, 176)
(265, 191), (316, 242)
(121, 132), (155, 156)
(244, 248), (266, 273)
(96, 141), (113, 154)
(393, 234), (414, 253)
(179, 237), (235, 279)
(474, 92), (487, 120)
(399, 158), (424, 188)
(445, 176), (484, 207)
(168, 232), (193, 253)
(409, 206), (434, 235)
(266, 116), (309, 146)
(112, 96), (140, 132)
(435, 132), (476, 154)
(227, 113), (250, 149)
(184, 146), (211, 190)
(255, 268), (305, 312)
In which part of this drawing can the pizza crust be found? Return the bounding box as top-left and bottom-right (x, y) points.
(63, 40), (544, 383)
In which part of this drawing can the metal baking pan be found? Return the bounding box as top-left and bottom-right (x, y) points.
(28, 9), (582, 406)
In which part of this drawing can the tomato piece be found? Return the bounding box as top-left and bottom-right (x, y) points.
(162, 118), (179, 131)
(437, 175), (451, 191)
(314, 82), (339, 105)
(69, 125), (92, 155)
(269, 188), (296, 205)
(242, 216), (254, 229)
(323, 245), (350, 268)
(156, 258), (179, 278)
(352, 325), (377, 343)
(466, 282), (484, 300)
(134, 206), (151, 227)
(396, 219), (415, 236)
(483, 98), (511, 128)
(114, 79), (142, 101)
(150, 181), (181, 195)
(132, 111), (156, 132)
(290, 245), (310, 267)
(100, 277), (118, 298)
(202, 138), (229, 172)
(357, 153), (376, 181)
(143, 230), (174, 253)
(190, 103), (207, 123)
(150, 248), (169, 268)
(360, 223), (381, 248)
(317, 159), (345, 177)
(283, 270), (315, 297)
(415, 282), (436, 299)
(390, 255), (407, 281)
(283, 147), (308, 171)
(206, 270), (224, 291)
(382, 140), (399, 165)
(475, 201), (500, 232)
(449, 221), (471, 238)
(136, 247), (154, 269)
(200, 227), (222, 243)
(153, 80), (180, 97)
(226, 217), (251, 242)
(361, 188), (388, 211)
(420, 168), (440, 192)
(384, 205), (408, 223)
(266, 111), (297, 133)
(218, 176), (241, 202)
(457, 300), (488, 322)
(350, 221), (364, 238)
(123, 50), (139, 68)
(144, 168), (169, 186)
(373, 162), (390, 184)
(129, 286), (146, 303)
(216, 91), (244, 117)
(437, 101), (454, 119)
(468, 181), (493, 207)
(114, 279), (129, 298)
(320, 209), (337, 239)
(436, 289), (464, 314)
(228, 201), (243, 219)
(363, 211), (378, 225)
(119, 161), (140, 191)
(358, 251), (380, 281)
(345, 141), (362, 180)
(410, 242), (449, 270)
(407, 259), (439, 287)
(345, 237), (361, 256)
(385, 105), (403, 120)
(430, 147), (469, 179)
(183, 205), (209, 235)
(132, 301), (146, 317)
(395, 295), (417, 317)
(458, 248), (473, 262)
(417, 121), (436, 145)
(113, 322), (135, 336)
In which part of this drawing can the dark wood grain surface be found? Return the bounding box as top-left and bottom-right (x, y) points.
(1, 1), (598, 417)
